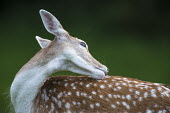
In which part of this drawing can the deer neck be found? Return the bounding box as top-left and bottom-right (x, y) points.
(10, 51), (64, 113)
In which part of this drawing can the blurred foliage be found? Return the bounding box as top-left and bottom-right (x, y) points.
(0, 0), (170, 112)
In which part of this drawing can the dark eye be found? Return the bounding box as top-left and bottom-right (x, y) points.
(80, 42), (86, 48)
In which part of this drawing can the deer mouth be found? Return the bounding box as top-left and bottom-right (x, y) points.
(95, 67), (109, 76)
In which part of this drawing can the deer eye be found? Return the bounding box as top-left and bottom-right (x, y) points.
(80, 42), (86, 48)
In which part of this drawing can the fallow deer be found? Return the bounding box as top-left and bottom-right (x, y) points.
(10, 9), (170, 113)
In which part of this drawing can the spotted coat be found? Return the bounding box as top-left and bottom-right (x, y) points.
(32, 76), (170, 113)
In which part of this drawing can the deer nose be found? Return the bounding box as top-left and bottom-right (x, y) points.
(104, 68), (109, 75)
(102, 65), (109, 75)
(96, 66), (109, 76)
(104, 69), (108, 75)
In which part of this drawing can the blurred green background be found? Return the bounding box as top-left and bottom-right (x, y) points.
(0, 0), (170, 112)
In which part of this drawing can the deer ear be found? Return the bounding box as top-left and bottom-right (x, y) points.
(39, 9), (69, 37)
(35, 36), (52, 48)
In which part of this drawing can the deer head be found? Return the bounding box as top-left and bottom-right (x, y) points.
(36, 9), (108, 79)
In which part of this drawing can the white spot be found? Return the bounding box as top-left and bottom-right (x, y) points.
(135, 91), (140, 95)
(151, 89), (157, 98)
(129, 89), (133, 92)
(151, 89), (156, 93)
(126, 94), (131, 100)
(154, 104), (158, 108)
(117, 86), (122, 90)
(108, 94), (112, 98)
(43, 89), (49, 101)
(146, 109), (153, 113)
(94, 83), (97, 86)
(144, 85), (149, 89)
(89, 96), (93, 99)
(108, 84), (112, 88)
(122, 83), (127, 86)
(46, 105), (48, 108)
(122, 101), (130, 109)
(62, 99), (65, 103)
(113, 95), (117, 98)
(50, 103), (55, 112)
(116, 78), (122, 80)
(117, 95), (121, 98)
(153, 83), (160, 85)
(92, 91), (96, 95)
(151, 94), (157, 98)
(90, 104), (94, 109)
(158, 110), (166, 113)
(65, 102), (70, 109)
(158, 87), (162, 91)
(72, 101), (76, 105)
(128, 84), (133, 87)
(73, 86), (76, 89)
(79, 82), (83, 85)
(111, 79), (115, 81)
(95, 103), (100, 107)
(68, 92), (72, 95)
(57, 92), (63, 98)
(139, 87), (144, 90)
(122, 95), (125, 99)
(133, 81), (139, 83)
(83, 92), (87, 97)
(63, 79), (68, 82)
(77, 102), (81, 106)
(82, 100), (86, 104)
(123, 78), (128, 81)
(161, 91), (170, 97)
(75, 81), (78, 84)
(113, 88), (117, 91)
(138, 97), (143, 101)
(49, 90), (52, 93)
(67, 110), (72, 113)
(97, 90), (101, 93)
(52, 96), (58, 103)
(115, 83), (120, 86)
(135, 85), (140, 88)
(58, 101), (62, 108)
(144, 92), (148, 98)
(99, 95), (104, 98)
(111, 104), (116, 108)
(104, 80), (107, 82)
(64, 83), (68, 87)
(105, 98), (109, 101)
(116, 101), (120, 105)
(86, 84), (90, 88)
(100, 85), (105, 89)
(76, 91), (80, 96)
(134, 95), (138, 98)
(41, 93), (45, 99)
(53, 88), (57, 92)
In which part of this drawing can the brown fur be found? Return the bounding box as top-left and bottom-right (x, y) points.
(32, 76), (170, 113)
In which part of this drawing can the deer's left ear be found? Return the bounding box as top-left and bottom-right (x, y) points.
(35, 36), (52, 48)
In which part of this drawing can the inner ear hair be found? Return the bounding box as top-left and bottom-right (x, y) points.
(35, 36), (52, 48)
